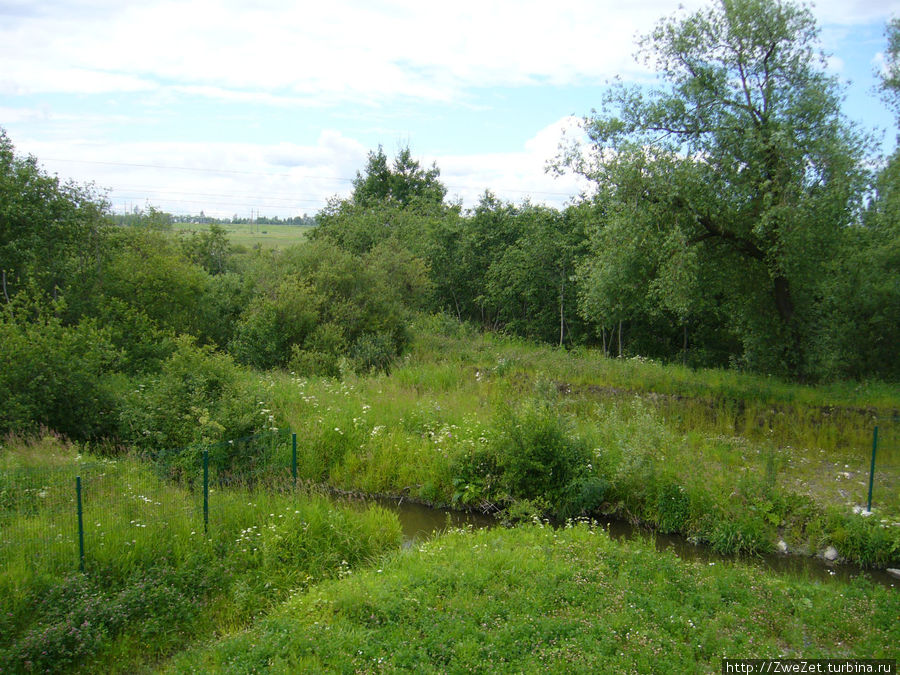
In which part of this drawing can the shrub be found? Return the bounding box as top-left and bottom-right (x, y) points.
(452, 403), (599, 519)
(349, 333), (396, 374)
(229, 277), (320, 369)
(117, 337), (266, 475)
(0, 296), (120, 440)
(824, 508), (900, 568)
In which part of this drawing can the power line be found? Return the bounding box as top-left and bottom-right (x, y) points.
(42, 157), (578, 197)
(111, 196), (321, 209)
(110, 191), (325, 205)
(109, 185), (339, 202)
(43, 157), (355, 183)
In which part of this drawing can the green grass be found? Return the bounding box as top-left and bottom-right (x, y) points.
(171, 223), (313, 251)
(169, 522), (899, 673)
(0, 436), (402, 672)
(259, 317), (900, 565)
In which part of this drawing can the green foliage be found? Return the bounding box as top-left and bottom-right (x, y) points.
(100, 227), (212, 338)
(0, 129), (109, 302)
(560, 0), (868, 378)
(230, 240), (412, 373)
(230, 276), (321, 369)
(452, 403), (601, 518)
(823, 508), (900, 568)
(2, 562), (217, 673)
(350, 145), (446, 209)
(348, 332), (397, 375)
(880, 17), (900, 120)
(179, 223), (230, 274)
(0, 293), (120, 440)
(172, 524), (900, 673)
(260, 499), (401, 582)
(92, 297), (177, 374)
(117, 337), (265, 472)
(0, 443), (402, 672)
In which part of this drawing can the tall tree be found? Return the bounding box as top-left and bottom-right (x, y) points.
(559, 0), (867, 376)
(351, 145), (446, 209)
(0, 128), (108, 304)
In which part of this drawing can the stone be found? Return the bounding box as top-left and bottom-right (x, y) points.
(776, 540), (788, 554)
(887, 569), (900, 581)
(823, 546), (839, 562)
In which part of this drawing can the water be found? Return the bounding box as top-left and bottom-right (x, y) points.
(353, 495), (898, 589)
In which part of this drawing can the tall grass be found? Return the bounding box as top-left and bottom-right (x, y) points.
(260, 318), (900, 565)
(0, 436), (402, 672)
(170, 522), (900, 673)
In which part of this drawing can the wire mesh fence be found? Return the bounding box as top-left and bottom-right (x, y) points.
(1, 429), (295, 578)
(868, 417), (899, 514)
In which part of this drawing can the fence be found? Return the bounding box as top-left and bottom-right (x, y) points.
(0, 429), (297, 577)
(867, 417), (899, 513)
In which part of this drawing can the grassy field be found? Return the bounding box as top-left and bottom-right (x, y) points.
(4, 319), (899, 671)
(172, 223), (313, 251)
(264, 316), (900, 565)
(0, 436), (402, 673)
(170, 522), (899, 673)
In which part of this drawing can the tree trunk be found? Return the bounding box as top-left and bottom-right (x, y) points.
(602, 327), (607, 356)
(683, 323), (688, 366)
(773, 275), (794, 324)
(559, 272), (565, 348)
(618, 320), (623, 358)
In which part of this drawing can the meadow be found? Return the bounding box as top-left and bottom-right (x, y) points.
(265, 316), (900, 565)
(3, 321), (899, 672)
(0, 436), (402, 672)
(171, 222), (313, 251)
(170, 522), (899, 674)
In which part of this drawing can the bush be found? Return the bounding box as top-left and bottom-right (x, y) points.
(348, 333), (396, 375)
(824, 508), (900, 568)
(117, 337), (267, 475)
(0, 297), (120, 440)
(229, 277), (320, 369)
(451, 403), (599, 519)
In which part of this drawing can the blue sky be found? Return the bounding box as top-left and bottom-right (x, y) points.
(1, 0), (898, 218)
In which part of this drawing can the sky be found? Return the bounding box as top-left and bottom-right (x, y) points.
(1, 0), (898, 219)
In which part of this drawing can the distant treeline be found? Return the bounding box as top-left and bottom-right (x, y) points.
(2, 0), (900, 448)
(110, 209), (316, 228)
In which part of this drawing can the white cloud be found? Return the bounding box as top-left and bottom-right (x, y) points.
(0, 0), (691, 102)
(812, 0), (900, 26)
(436, 116), (590, 209)
(12, 131), (367, 218)
(10, 117), (586, 217)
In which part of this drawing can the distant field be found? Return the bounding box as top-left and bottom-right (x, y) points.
(172, 222), (314, 250)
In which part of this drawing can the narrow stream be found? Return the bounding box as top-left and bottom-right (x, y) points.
(349, 495), (898, 589)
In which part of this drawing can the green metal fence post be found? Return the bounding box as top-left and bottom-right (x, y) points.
(203, 449), (209, 534)
(292, 432), (297, 488)
(867, 426), (878, 512)
(76, 476), (85, 573)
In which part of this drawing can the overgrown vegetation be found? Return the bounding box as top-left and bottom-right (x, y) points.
(0, 436), (402, 672)
(170, 523), (900, 673)
(2, 0), (900, 670)
(265, 322), (900, 566)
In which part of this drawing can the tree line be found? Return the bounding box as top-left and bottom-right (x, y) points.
(317, 0), (900, 382)
(1, 0), (898, 447)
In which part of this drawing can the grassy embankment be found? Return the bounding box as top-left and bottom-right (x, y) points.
(4, 319), (899, 672)
(0, 436), (402, 672)
(266, 316), (900, 566)
(171, 522), (899, 673)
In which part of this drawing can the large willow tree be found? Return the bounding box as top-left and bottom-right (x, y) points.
(562, 0), (867, 376)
